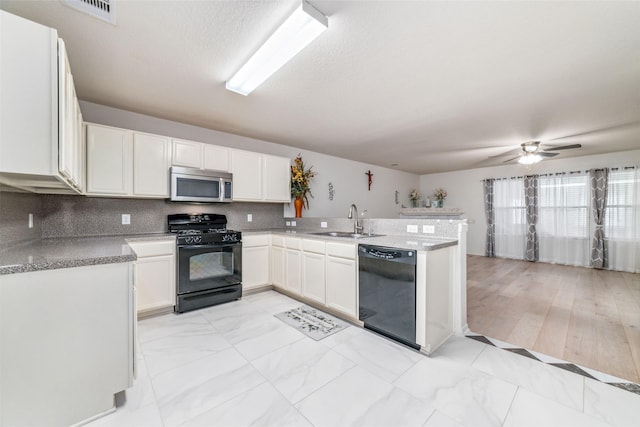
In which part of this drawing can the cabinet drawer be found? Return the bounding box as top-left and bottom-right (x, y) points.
(303, 239), (325, 254)
(286, 237), (301, 250)
(128, 240), (175, 258)
(243, 234), (270, 247)
(271, 235), (286, 247)
(326, 242), (356, 259)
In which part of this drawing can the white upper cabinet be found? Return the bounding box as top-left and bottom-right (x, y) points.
(133, 133), (170, 197)
(86, 124), (132, 195)
(231, 149), (290, 202)
(86, 123), (170, 198)
(0, 11), (84, 194)
(231, 149), (263, 200)
(263, 154), (291, 202)
(172, 139), (230, 172)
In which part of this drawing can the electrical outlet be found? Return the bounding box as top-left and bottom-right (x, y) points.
(407, 224), (418, 233)
(121, 214), (131, 225)
(320, 221), (328, 228)
(422, 225), (435, 234)
(285, 221), (291, 226)
(28, 213), (33, 228)
(247, 214), (253, 222)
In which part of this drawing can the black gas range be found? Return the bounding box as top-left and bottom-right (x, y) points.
(168, 214), (242, 313)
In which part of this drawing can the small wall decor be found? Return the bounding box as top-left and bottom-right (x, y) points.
(365, 170), (373, 191)
(328, 182), (335, 201)
(395, 190), (399, 205)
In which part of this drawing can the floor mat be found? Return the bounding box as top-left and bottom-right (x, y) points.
(275, 305), (349, 340)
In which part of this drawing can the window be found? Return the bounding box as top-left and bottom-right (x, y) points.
(494, 178), (526, 259)
(605, 168), (640, 272)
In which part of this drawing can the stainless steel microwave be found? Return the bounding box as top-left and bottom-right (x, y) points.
(170, 166), (233, 203)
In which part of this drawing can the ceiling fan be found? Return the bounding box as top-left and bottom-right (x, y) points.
(494, 141), (582, 165)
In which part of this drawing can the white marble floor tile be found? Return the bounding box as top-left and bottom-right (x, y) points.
(320, 322), (363, 348)
(581, 365), (630, 384)
(152, 348), (266, 427)
(430, 336), (487, 366)
(422, 410), (465, 427)
(503, 388), (612, 427)
(224, 316), (306, 361)
(141, 329), (231, 377)
(583, 378), (640, 427)
(85, 403), (163, 427)
(296, 366), (434, 427)
(330, 327), (424, 382)
(243, 290), (302, 314)
(395, 357), (517, 427)
(179, 381), (312, 427)
(472, 345), (584, 411)
(198, 298), (262, 329)
(116, 357), (157, 412)
(137, 311), (213, 343)
(252, 337), (356, 403)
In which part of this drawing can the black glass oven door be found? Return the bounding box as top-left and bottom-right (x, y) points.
(177, 243), (242, 295)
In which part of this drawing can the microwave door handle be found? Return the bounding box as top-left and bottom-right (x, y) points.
(219, 177), (225, 202)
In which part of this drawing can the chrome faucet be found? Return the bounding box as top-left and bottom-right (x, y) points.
(348, 204), (363, 234)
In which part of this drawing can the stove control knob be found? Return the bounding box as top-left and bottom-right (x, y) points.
(194, 235), (202, 244)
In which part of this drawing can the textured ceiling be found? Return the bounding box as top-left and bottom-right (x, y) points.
(2, 0), (639, 174)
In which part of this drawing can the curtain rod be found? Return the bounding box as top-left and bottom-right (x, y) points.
(481, 165), (637, 181)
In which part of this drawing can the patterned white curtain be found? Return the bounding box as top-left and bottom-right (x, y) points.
(590, 169), (608, 269)
(604, 168), (640, 273)
(483, 179), (495, 257)
(524, 175), (538, 261)
(494, 177), (526, 260)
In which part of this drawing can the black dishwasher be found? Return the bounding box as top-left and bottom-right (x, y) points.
(358, 244), (418, 349)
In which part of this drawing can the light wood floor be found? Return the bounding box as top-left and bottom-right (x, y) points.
(467, 255), (640, 383)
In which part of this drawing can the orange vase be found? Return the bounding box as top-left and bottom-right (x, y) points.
(294, 197), (304, 218)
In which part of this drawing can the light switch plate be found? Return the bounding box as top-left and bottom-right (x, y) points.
(247, 214), (253, 222)
(407, 224), (418, 233)
(320, 221), (328, 228)
(121, 214), (131, 225)
(423, 225), (435, 233)
(291, 221), (297, 227)
(28, 213), (33, 228)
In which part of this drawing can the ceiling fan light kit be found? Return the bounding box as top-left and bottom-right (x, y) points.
(518, 153), (542, 165)
(225, 0), (328, 96)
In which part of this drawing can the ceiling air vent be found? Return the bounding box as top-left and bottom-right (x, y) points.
(63, 0), (116, 25)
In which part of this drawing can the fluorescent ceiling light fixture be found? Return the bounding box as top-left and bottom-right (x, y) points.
(226, 0), (328, 96)
(518, 153), (542, 165)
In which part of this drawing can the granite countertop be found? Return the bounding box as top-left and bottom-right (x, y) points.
(0, 233), (174, 275)
(244, 229), (458, 251)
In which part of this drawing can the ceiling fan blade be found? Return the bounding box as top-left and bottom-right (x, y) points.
(502, 156), (521, 163)
(488, 149), (521, 158)
(538, 152), (559, 158)
(543, 144), (582, 151)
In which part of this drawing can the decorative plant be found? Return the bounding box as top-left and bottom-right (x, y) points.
(434, 188), (447, 201)
(409, 189), (421, 202)
(291, 154), (316, 208)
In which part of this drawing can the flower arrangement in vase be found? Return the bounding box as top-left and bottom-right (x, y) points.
(291, 154), (316, 217)
(409, 189), (421, 208)
(433, 188), (447, 208)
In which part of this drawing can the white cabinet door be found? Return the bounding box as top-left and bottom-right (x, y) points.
(271, 245), (285, 289)
(86, 124), (132, 195)
(303, 251), (326, 304)
(203, 144), (230, 172)
(231, 149), (263, 200)
(263, 154), (290, 202)
(133, 133), (170, 197)
(326, 256), (357, 318)
(172, 139), (201, 168)
(242, 246), (270, 290)
(135, 255), (175, 312)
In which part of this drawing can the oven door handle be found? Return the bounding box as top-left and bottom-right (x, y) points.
(178, 243), (241, 250)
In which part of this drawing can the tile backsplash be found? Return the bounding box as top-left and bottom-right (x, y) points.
(0, 190), (43, 249)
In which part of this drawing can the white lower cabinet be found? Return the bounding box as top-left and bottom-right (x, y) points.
(270, 235), (286, 289)
(242, 234), (270, 290)
(0, 262), (134, 426)
(127, 239), (176, 314)
(302, 239), (326, 304)
(325, 242), (358, 319)
(285, 237), (302, 296)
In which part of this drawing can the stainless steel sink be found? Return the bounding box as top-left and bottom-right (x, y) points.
(311, 231), (383, 239)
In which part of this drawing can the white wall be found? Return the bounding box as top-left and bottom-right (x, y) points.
(419, 150), (640, 255)
(80, 101), (419, 218)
